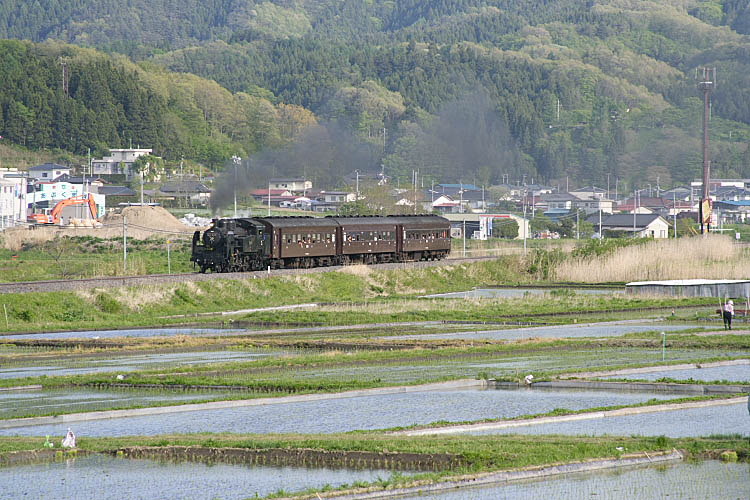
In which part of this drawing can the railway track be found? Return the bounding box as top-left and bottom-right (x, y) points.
(0, 256), (498, 294)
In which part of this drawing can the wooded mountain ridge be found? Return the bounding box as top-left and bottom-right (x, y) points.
(2, 0), (750, 191)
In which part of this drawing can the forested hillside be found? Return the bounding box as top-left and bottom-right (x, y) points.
(0, 40), (314, 166)
(2, 0), (750, 190)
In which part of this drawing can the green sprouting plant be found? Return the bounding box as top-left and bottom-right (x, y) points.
(95, 293), (123, 314)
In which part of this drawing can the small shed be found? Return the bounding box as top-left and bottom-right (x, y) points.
(626, 279), (750, 298)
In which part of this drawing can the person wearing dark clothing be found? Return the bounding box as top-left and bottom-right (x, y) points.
(723, 300), (734, 330)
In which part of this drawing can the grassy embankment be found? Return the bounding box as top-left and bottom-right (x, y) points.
(0, 236), (195, 280)
(0, 257), (719, 334)
(0, 434), (746, 494)
(3, 336), (748, 419)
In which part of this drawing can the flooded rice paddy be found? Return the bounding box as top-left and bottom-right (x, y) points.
(601, 362), (750, 384)
(0, 349), (282, 379)
(0, 453), (399, 500)
(0, 386), (677, 436)
(397, 460), (750, 500)
(385, 321), (706, 341)
(469, 400), (750, 438)
(0, 326), (246, 340)
(422, 287), (624, 299)
(0, 387), (241, 419)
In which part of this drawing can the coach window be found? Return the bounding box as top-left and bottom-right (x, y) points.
(316, 233), (320, 243)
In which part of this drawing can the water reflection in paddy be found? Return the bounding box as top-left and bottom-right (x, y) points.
(0, 453), (399, 500)
(385, 322), (703, 341)
(0, 388), (238, 419)
(423, 287), (623, 299)
(0, 350), (281, 379)
(397, 460), (749, 500)
(469, 401), (749, 438)
(601, 363), (750, 384)
(0, 326), (246, 340)
(0, 387), (676, 437)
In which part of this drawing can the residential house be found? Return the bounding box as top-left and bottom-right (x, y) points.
(588, 213), (670, 238)
(319, 191), (356, 204)
(570, 186), (608, 199)
(542, 193), (578, 220)
(159, 181), (212, 206)
(616, 197), (668, 215)
(249, 188), (296, 207)
(268, 178), (312, 194)
(662, 186), (692, 202)
(91, 149), (153, 180)
(96, 185), (137, 203)
(53, 174), (107, 192)
(713, 200), (750, 224)
(574, 195), (614, 215)
(0, 168), (27, 228)
(430, 195), (461, 213)
(27, 163), (71, 181)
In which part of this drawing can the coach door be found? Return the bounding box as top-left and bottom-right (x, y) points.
(396, 223), (404, 254)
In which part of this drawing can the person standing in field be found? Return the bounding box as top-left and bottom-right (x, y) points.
(723, 300), (734, 330)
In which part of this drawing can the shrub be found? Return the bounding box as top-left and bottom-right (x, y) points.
(95, 293), (123, 314)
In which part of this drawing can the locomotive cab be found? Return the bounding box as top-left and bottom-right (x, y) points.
(191, 218), (268, 273)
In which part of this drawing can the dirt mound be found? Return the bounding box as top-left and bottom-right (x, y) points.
(101, 206), (192, 233)
(0, 207), (196, 250)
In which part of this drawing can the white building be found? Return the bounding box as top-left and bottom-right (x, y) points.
(319, 191), (355, 204)
(589, 214), (670, 238)
(27, 180), (105, 219)
(0, 168), (27, 229)
(269, 178), (312, 193)
(443, 213), (529, 241)
(91, 149), (153, 179)
(27, 163), (71, 181)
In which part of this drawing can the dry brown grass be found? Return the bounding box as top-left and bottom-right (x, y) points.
(340, 264), (372, 278)
(556, 235), (750, 283)
(448, 239), (575, 258)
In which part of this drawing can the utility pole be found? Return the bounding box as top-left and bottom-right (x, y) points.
(576, 210), (579, 240)
(84, 148), (89, 197)
(673, 192), (677, 238)
(123, 216), (127, 274)
(698, 67), (716, 235)
(463, 218), (466, 257)
(232, 155), (241, 218)
(632, 191), (637, 238)
(607, 173), (610, 200)
(414, 169), (418, 214)
(58, 57), (69, 97)
(598, 205), (602, 241)
(522, 190), (527, 255)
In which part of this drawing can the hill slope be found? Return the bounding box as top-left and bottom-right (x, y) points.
(2, 0), (750, 189)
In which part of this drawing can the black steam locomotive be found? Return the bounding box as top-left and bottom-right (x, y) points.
(191, 215), (451, 273)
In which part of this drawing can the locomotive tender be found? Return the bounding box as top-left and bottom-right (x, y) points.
(191, 215), (451, 273)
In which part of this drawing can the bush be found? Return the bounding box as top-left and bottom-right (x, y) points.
(95, 293), (123, 314)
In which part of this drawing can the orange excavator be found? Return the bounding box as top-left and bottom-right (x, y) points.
(28, 194), (99, 225)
